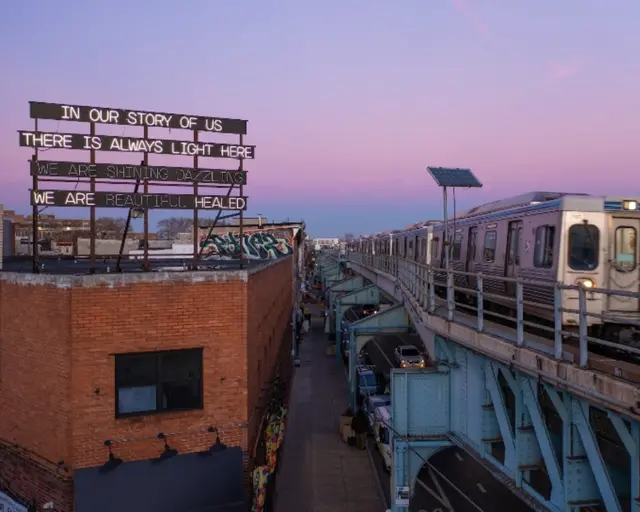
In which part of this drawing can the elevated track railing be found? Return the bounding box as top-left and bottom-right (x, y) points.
(347, 252), (640, 372)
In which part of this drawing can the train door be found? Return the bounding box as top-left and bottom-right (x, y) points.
(414, 236), (420, 261)
(609, 217), (639, 311)
(466, 226), (478, 289)
(420, 238), (427, 264)
(505, 221), (523, 295)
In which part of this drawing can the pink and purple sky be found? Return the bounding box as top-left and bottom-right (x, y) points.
(1, 1), (639, 236)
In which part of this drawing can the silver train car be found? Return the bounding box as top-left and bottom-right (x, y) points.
(351, 192), (640, 344)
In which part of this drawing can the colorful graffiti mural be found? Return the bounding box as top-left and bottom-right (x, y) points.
(201, 229), (294, 260)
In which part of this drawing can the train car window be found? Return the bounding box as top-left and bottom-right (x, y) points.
(568, 224), (600, 270)
(468, 227), (478, 262)
(420, 239), (427, 261)
(615, 226), (637, 271)
(403, 238), (408, 258)
(452, 233), (463, 260)
(430, 237), (439, 262)
(483, 230), (497, 263)
(534, 226), (555, 268)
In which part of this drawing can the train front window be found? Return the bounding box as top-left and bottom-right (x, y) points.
(615, 226), (637, 271)
(568, 224), (600, 271)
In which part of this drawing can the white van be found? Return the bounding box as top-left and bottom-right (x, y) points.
(373, 405), (392, 471)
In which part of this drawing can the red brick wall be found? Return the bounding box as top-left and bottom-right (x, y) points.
(0, 444), (73, 511)
(0, 259), (296, 510)
(0, 277), (73, 466)
(68, 276), (248, 468)
(246, 258), (293, 451)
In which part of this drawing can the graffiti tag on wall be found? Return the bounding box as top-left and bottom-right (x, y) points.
(201, 229), (293, 260)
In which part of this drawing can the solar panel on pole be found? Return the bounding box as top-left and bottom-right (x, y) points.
(426, 167), (483, 189)
(425, 166), (482, 321)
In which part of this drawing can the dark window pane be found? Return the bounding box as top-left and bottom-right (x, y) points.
(568, 224), (599, 270)
(161, 379), (202, 411)
(483, 231), (497, 263)
(115, 354), (157, 388)
(115, 348), (203, 418)
(534, 226), (555, 268)
(160, 349), (202, 382)
(615, 226), (636, 271)
(452, 234), (463, 261)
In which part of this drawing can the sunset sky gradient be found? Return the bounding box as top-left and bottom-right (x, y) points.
(1, 1), (639, 236)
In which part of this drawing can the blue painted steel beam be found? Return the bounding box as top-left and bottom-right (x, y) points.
(390, 368), (452, 511)
(521, 377), (564, 508)
(387, 333), (640, 512)
(327, 276), (365, 316)
(484, 360), (516, 473)
(346, 304), (410, 409)
(607, 411), (640, 512)
(572, 400), (621, 511)
(335, 284), (380, 363)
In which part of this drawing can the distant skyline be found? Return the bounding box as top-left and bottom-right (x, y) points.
(1, 1), (639, 237)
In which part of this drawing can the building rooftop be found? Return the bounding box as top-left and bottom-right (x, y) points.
(1, 256), (266, 275)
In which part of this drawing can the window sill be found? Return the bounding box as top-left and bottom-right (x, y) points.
(116, 406), (204, 422)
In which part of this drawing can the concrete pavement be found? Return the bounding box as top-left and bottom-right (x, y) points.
(274, 307), (386, 512)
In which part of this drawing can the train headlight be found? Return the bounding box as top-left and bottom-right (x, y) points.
(623, 200), (638, 211)
(576, 278), (595, 289)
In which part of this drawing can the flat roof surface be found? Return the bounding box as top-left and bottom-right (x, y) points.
(1, 257), (266, 275)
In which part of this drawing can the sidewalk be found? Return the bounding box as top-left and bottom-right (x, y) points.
(274, 307), (386, 512)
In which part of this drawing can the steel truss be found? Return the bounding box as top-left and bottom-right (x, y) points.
(389, 335), (640, 511)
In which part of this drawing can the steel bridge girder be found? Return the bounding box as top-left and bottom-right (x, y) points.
(335, 285), (381, 362)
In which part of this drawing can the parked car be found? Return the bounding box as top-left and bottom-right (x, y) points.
(363, 394), (391, 427)
(394, 345), (425, 368)
(356, 366), (378, 403)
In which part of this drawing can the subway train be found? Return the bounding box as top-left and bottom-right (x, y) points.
(349, 192), (640, 346)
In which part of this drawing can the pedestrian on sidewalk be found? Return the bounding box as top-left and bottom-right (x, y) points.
(350, 409), (368, 450)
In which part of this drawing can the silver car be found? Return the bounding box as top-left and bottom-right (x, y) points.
(394, 345), (425, 368)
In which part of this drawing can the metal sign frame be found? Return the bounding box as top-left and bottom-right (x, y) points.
(21, 101), (253, 274)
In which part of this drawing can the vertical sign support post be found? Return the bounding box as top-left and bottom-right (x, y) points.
(117, 171), (141, 273)
(442, 185), (450, 276)
(31, 118), (39, 274)
(89, 122), (96, 274)
(239, 133), (244, 269)
(193, 130), (200, 270)
(143, 125), (150, 271)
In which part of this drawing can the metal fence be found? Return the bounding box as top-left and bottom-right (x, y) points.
(346, 252), (640, 370)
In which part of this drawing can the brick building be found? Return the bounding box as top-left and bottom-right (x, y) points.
(0, 241), (304, 511)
